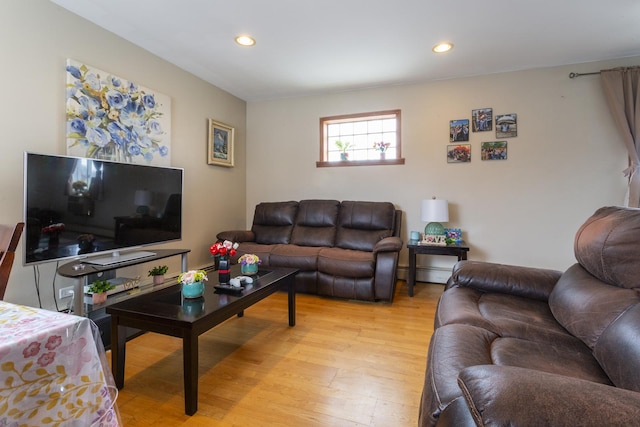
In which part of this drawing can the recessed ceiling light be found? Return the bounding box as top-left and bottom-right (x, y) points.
(235, 35), (256, 47)
(432, 42), (454, 53)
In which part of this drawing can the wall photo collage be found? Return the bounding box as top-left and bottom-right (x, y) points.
(447, 108), (517, 163)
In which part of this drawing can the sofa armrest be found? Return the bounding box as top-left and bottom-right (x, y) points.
(457, 365), (640, 426)
(373, 236), (403, 253)
(216, 230), (256, 243)
(448, 260), (562, 301)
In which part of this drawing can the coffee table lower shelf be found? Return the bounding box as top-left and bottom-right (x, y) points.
(106, 267), (298, 415)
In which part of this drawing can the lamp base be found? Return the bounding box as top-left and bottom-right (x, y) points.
(424, 222), (445, 236)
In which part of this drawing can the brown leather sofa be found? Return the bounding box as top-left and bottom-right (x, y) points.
(217, 199), (403, 302)
(420, 206), (640, 426)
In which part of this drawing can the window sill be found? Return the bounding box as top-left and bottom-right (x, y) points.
(316, 158), (405, 167)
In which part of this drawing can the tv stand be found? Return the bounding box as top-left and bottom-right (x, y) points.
(85, 250), (157, 266)
(58, 248), (190, 316)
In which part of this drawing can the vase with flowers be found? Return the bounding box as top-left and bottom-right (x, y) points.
(238, 254), (261, 275)
(373, 141), (391, 160)
(209, 240), (239, 285)
(178, 269), (208, 298)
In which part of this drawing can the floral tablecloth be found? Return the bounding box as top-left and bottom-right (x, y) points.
(0, 301), (121, 426)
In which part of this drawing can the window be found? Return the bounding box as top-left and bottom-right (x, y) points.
(317, 109), (405, 167)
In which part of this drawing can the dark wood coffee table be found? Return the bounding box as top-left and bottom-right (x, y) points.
(106, 266), (298, 415)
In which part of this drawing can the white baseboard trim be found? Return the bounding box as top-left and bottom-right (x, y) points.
(396, 265), (451, 285)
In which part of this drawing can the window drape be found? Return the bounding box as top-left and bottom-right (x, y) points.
(600, 67), (640, 207)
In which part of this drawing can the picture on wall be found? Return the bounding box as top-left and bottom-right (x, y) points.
(496, 114), (517, 138)
(65, 59), (172, 166)
(207, 119), (235, 167)
(472, 108), (493, 132)
(481, 141), (508, 160)
(450, 119), (469, 142)
(447, 144), (471, 163)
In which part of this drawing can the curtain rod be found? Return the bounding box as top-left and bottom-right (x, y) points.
(568, 72), (601, 79)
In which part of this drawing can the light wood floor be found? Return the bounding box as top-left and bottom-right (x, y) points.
(108, 280), (443, 426)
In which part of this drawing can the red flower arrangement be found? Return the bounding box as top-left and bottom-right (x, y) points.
(209, 240), (239, 259)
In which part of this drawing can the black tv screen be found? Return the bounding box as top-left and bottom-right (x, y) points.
(23, 152), (184, 265)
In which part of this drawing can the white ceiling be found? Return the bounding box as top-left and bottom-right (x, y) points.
(51, 0), (640, 102)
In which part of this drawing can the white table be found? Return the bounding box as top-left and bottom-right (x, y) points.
(0, 301), (121, 426)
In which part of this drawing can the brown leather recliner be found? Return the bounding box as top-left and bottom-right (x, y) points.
(217, 199), (403, 302)
(420, 206), (640, 426)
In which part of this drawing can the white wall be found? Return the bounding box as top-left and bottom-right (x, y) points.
(247, 58), (637, 281)
(0, 0), (247, 309)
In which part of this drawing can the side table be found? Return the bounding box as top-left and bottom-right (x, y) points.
(407, 240), (469, 297)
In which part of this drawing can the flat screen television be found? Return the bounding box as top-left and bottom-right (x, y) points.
(23, 152), (184, 266)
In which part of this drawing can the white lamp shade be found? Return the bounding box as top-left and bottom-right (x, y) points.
(134, 190), (152, 206)
(421, 199), (449, 223)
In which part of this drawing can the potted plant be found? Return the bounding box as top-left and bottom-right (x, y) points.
(238, 254), (261, 275)
(88, 279), (115, 304)
(178, 269), (208, 298)
(148, 265), (169, 285)
(335, 140), (352, 160)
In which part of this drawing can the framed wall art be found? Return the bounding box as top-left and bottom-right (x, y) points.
(65, 59), (172, 166)
(207, 119), (234, 167)
(481, 141), (508, 160)
(447, 144), (471, 163)
(496, 114), (517, 138)
(472, 108), (493, 132)
(449, 119), (469, 142)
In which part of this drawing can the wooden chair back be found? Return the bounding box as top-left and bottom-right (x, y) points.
(0, 222), (24, 300)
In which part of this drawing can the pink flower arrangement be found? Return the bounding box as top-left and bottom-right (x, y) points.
(373, 142), (391, 153)
(238, 254), (260, 266)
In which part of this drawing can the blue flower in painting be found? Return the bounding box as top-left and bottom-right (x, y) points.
(128, 144), (141, 156)
(148, 119), (163, 135)
(142, 94), (155, 110)
(137, 133), (153, 149)
(86, 127), (110, 148)
(106, 90), (127, 109)
(68, 118), (86, 135)
(107, 121), (131, 147)
(110, 76), (122, 87)
(159, 146), (169, 157)
(77, 95), (102, 120)
(66, 65), (82, 79)
(120, 100), (146, 128)
(83, 73), (101, 91)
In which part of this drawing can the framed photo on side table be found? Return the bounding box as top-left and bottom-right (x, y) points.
(208, 119), (234, 167)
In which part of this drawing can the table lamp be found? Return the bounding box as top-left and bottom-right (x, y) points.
(134, 189), (152, 216)
(421, 198), (449, 245)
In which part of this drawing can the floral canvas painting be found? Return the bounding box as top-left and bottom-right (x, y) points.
(65, 59), (171, 166)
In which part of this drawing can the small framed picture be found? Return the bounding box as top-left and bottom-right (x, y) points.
(481, 141), (508, 160)
(496, 114), (517, 138)
(450, 119), (469, 142)
(472, 108), (492, 132)
(208, 119), (234, 167)
(447, 144), (471, 163)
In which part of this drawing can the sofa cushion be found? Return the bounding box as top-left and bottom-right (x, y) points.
(270, 244), (321, 270)
(335, 201), (395, 251)
(574, 206), (640, 289)
(251, 201), (298, 244)
(317, 247), (375, 277)
(290, 199), (339, 247)
(549, 263), (640, 351)
(436, 287), (574, 345)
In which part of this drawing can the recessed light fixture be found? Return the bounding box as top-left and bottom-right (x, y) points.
(432, 42), (454, 53)
(235, 35), (256, 47)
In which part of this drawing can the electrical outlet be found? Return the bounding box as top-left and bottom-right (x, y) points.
(59, 287), (74, 299)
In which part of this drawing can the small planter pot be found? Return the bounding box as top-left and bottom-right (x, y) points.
(152, 275), (164, 285)
(181, 281), (205, 299)
(92, 292), (108, 304)
(241, 263), (259, 275)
